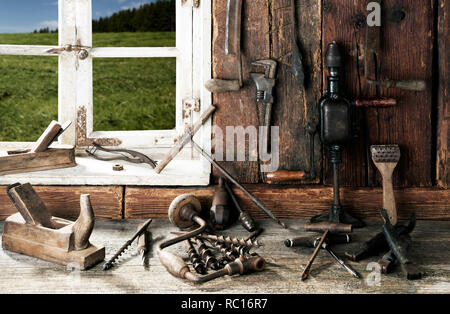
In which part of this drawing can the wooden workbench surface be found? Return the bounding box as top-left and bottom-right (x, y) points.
(0, 219), (448, 294)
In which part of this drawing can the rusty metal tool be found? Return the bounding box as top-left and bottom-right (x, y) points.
(171, 231), (263, 248)
(196, 238), (222, 270)
(205, 0), (243, 93)
(155, 105), (215, 173)
(311, 41), (365, 228)
(210, 178), (231, 230)
(290, 0), (305, 89)
(251, 59), (277, 151)
(223, 179), (257, 232)
(103, 218), (153, 270)
(86, 142), (157, 168)
(320, 239), (360, 279)
(380, 209), (422, 280)
(190, 139), (287, 229)
(186, 238), (207, 274)
(158, 195), (266, 283)
(137, 222), (151, 263)
(345, 214), (416, 262)
(371, 145), (401, 225)
(301, 230), (328, 281)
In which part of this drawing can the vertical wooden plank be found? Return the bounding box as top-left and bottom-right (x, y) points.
(270, 0), (322, 179)
(366, 0), (434, 187)
(212, 0), (269, 183)
(322, 0), (368, 186)
(322, 0), (434, 187)
(193, 0), (213, 175)
(437, 0), (450, 188)
(58, 0), (77, 146)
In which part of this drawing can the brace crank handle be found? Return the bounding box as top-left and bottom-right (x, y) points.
(266, 170), (308, 184)
(205, 79), (240, 93)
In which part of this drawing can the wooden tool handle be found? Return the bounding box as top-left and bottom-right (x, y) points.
(382, 175), (397, 225)
(155, 106), (216, 174)
(355, 98), (397, 107)
(266, 170), (307, 183)
(31, 120), (62, 153)
(205, 79), (240, 93)
(304, 222), (352, 234)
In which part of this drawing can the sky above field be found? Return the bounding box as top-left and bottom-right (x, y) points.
(0, 0), (156, 33)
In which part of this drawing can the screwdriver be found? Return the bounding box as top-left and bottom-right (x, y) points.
(313, 237), (360, 279)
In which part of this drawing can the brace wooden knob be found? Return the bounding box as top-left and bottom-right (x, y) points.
(266, 170), (307, 184)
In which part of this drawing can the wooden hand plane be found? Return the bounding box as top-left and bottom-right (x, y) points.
(2, 183), (105, 270)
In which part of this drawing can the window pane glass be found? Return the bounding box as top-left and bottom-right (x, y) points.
(0, 56), (58, 141)
(92, 0), (175, 47)
(93, 57), (176, 131)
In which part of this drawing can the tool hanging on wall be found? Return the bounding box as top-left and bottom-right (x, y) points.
(290, 0), (305, 89)
(309, 41), (365, 228)
(364, 0), (426, 91)
(2, 183), (104, 270)
(371, 145), (401, 225)
(157, 194), (266, 283)
(103, 218), (153, 270)
(205, 0), (243, 93)
(251, 59), (277, 152)
(155, 105), (287, 229)
(86, 142), (157, 169)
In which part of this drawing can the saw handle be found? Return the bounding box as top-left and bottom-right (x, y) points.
(266, 170), (308, 184)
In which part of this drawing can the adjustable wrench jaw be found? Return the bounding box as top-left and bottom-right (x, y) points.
(250, 73), (275, 103)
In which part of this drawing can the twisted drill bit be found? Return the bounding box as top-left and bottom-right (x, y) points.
(207, 239), (239, 261)
(205, 234), (263, 248)
(186, 238), (207, 275)
(103, 219), (153, 271)
(170, 232), (263, 248)
(195, 238), (221, 270)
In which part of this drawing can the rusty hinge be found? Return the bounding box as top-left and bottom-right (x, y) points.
(182, 0), (200, 8)
(46, 44), (90, 60)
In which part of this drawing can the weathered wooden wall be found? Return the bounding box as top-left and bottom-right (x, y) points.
(213, 0), (446, 188)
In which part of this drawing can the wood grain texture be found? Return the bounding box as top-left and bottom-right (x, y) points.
(124, 185), (450, 221)
(211, 0), (322, 184)
(437, 0), (450, 188)
(0, 219), (448, 293)
(0, 186), (123, 220)
(322, 0), (434, 187)
(211, 0), (266, 183)
(270, 0), (322, 180)
(0, 148), (76, 176)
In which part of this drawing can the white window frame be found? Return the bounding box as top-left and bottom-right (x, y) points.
(0, 0), (212, 186)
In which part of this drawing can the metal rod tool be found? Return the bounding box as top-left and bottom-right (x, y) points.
(103, 219), (153, 271)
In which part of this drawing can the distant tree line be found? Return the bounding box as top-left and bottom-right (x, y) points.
(33, 28), (58, 34)
(32, 0), (175, 34)
(92, 0), (175, 33)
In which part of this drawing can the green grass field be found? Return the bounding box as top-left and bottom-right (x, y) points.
(0, 32), (176, 141)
